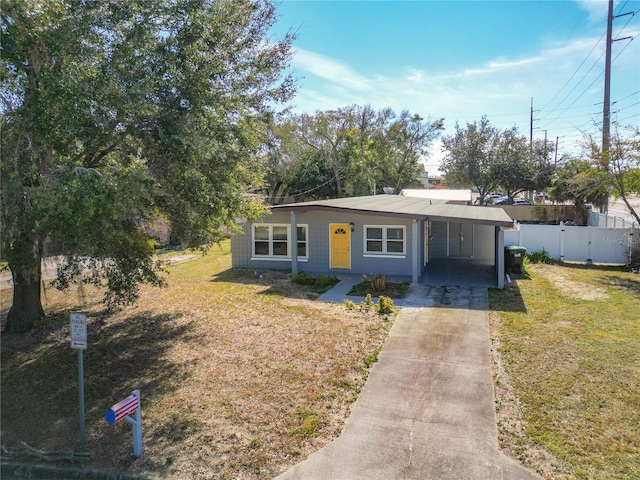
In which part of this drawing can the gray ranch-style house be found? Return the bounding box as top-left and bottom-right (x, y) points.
(231, 195), (514, 288)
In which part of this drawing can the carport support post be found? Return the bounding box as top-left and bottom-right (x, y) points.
(291, 211), (298, 275)
(496, 227), (505, 288)
(412, 219), (419, 283)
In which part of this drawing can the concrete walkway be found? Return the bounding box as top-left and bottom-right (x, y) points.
(276, 281), (541, 480)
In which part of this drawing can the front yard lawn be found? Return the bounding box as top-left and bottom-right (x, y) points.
(490, 263), (640, 480)
(3, 245), (637, 480)
(1, 241), (394, 479)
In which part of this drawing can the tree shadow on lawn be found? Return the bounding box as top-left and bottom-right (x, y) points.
(1, 308), (195, 474)
(210, 266), (289, 284)
(209, 267), (314, 298)
(600, 274), (640, 294)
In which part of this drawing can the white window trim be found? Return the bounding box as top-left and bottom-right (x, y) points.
(251, 223), (309, 261)
(363, 225), (407, 257)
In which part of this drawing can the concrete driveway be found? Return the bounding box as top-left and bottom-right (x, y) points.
(276, 284), (541, 480)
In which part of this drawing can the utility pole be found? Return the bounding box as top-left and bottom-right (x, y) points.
(601, 0), (634, 213)
(602, 0), (613, 165)
(529, 97), (534, 155)
(554, 136), (559, 167)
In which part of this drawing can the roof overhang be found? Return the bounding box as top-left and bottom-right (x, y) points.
(271, 195), (513, 228)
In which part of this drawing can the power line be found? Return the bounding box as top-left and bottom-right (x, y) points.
(614, 100), (640, 112)
(614, 90), (640, 102)
(615, 112), (640, 122)
(539, 31), (606, 114)
(537, 3), (638, 139)
(611, 34), (636, 64)
(539, 39), (635, 132)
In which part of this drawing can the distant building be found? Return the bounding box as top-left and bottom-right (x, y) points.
(400, 188), (472, 205)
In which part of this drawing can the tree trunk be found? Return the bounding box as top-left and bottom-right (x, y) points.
(330, 145), (342, 197)
(614, 181), (640, 226)
(574, 197), (588, 226)
(4, 252), (45, 334)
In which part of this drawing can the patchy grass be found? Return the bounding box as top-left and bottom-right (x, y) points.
(347, 280), (410, 299)
(490, 263), (640, 480)
(1, 241), (394, 479)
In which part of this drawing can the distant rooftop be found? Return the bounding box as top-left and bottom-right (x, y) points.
(400, 189), (472, 203)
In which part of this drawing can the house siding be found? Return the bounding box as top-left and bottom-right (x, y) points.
(232, 210), (421, 277)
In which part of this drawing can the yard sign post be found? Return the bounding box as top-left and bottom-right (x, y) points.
(70, 312), (87, 448)
(105, 389), (143, 456)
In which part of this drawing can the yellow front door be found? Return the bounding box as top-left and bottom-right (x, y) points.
(330, 224), (351, 269)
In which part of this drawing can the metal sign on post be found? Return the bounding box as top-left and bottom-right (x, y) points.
(70, 312), (87, 350)
(70, 312), (88, 448)
(105, 390), (143, 457)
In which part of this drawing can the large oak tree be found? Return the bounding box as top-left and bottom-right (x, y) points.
(1, 0), (294, 332)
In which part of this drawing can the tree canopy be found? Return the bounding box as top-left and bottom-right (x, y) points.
(441, 117), (554, 203)
(0, 0), (294, 332)
(440, 117), (500, 202)
(263, 105), (444, 201)
(553, 127), (640, 224)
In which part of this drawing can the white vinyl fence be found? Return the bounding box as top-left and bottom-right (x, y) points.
(505, 224), (636, 265)
(589, 210), (638, 229)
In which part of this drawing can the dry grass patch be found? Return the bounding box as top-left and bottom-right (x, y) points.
(490, 263), (640, 480)
(529, 263), (609, 301)
(1, 241), (395, 479)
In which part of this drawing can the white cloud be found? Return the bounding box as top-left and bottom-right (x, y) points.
(292, 48), (373, 92)
(574, 0), (611, 23)
(291, 36), (592, 118)
(286, 23), (637, 168)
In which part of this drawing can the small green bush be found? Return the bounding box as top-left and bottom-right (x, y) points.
(527, 248), (551, 264)
(377, 296), (394, 314)
(359, 293), (374, 312)
(363, 349), (380, 368)
(344, 294), (396, 315)
(291, 272), (339, 293)
(290, 415), (321, 438)
(315, 274), (339, 291)
(291, 272), (316, 286)
(344, 299), (357, 310)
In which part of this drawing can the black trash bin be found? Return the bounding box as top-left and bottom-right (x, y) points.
(505, 245), (527, 273)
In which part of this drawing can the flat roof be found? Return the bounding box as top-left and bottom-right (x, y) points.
(272, 195), (514, 227)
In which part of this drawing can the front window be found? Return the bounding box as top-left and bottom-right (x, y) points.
(297, 226), (307, 257)
(364, 226), (406, 256)
(272, 226), (288, 256)
(366, 227), (383, 252)
(252, 224), (308, 260)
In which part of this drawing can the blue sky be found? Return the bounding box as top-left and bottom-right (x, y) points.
(270, 0), (640, 173)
